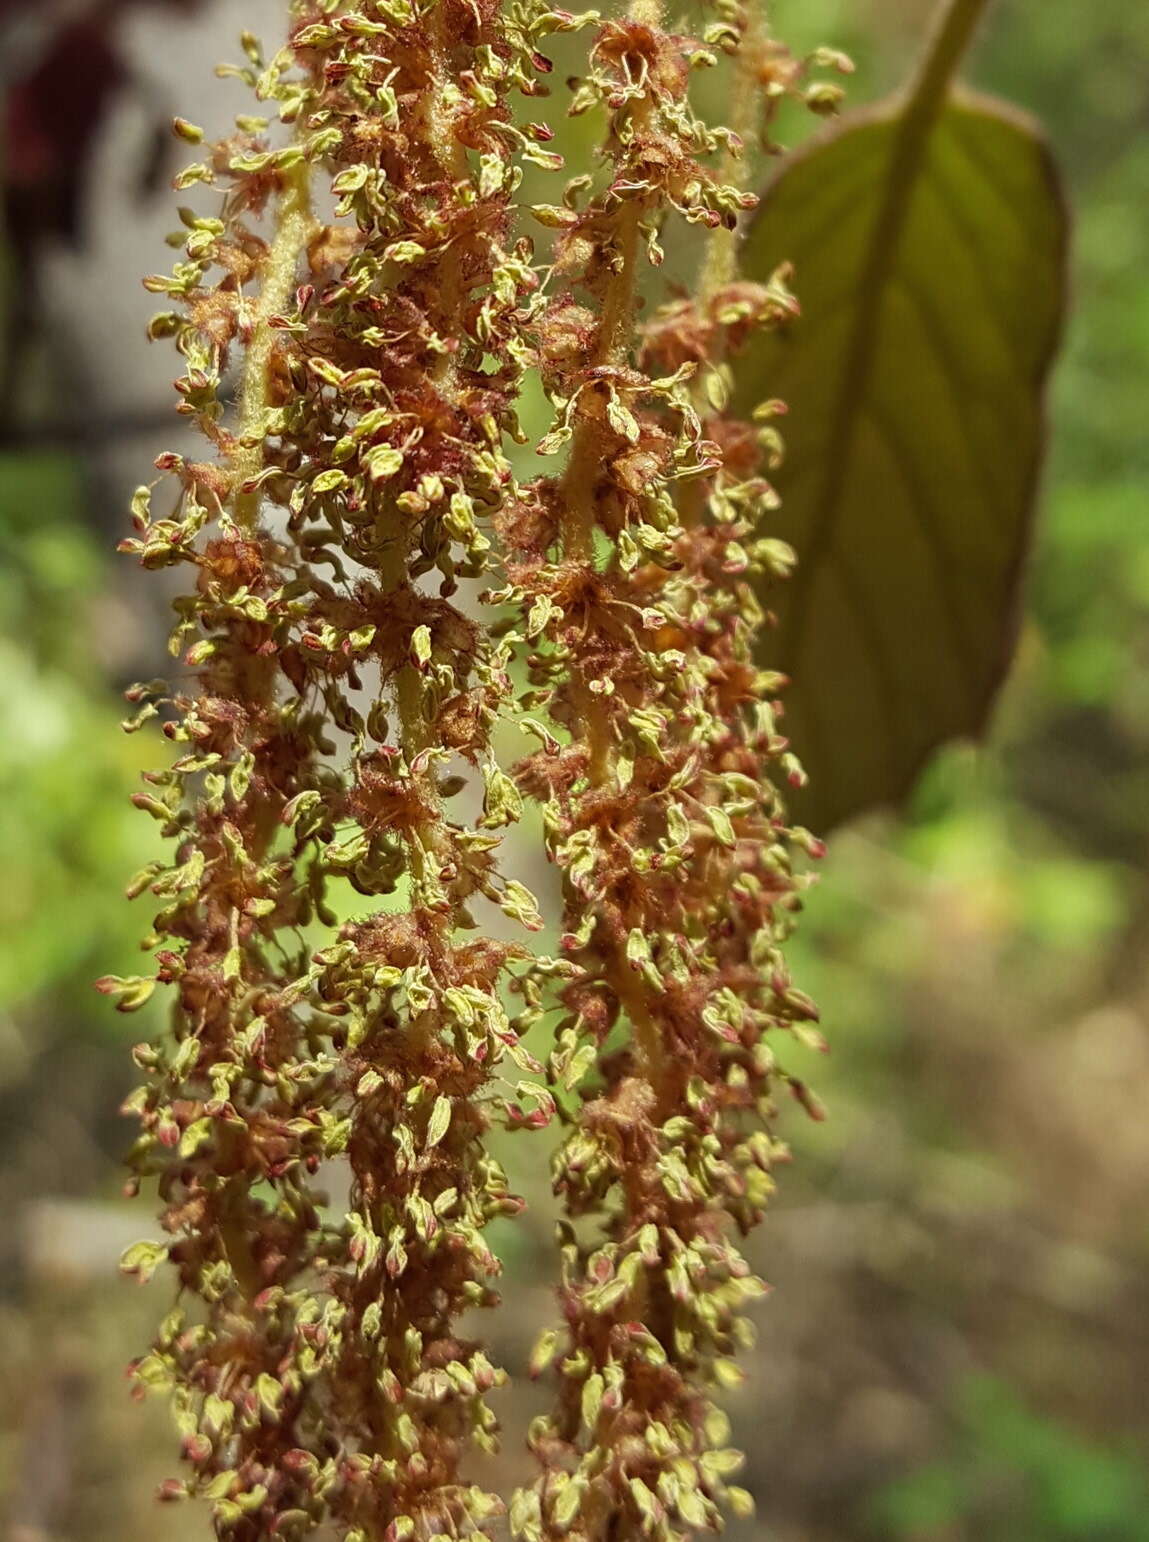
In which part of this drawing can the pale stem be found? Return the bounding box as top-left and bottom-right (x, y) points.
(232, 160), (314, 531)
(555, 0), (669, 1089)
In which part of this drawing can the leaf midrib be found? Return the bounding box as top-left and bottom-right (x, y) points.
(781, 0), (993, 678)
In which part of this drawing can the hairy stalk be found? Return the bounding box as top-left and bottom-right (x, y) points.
(233, 160), (315, 529)
(700, 7), (766, 300)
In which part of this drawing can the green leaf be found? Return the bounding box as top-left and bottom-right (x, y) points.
(734, 5), (1068, 831)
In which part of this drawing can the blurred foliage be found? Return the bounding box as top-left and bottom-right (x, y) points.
(0, 452), (159, 1043)
(2, 0), (1149, 1537)
(872, 1376), (1149, 1541)
(751, 0), (1149, 1534)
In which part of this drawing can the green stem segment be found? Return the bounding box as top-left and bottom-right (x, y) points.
(700, 3), (768, 300)
(907, 0), (992, 124)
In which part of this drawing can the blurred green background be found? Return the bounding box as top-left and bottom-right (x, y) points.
(2, 0), (1148, 1537)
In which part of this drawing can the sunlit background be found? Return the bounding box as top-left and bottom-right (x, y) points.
(2, 0), (1148, 1538)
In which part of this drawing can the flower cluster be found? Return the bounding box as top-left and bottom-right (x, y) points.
(107, 3), (570, 1537)
(499, 5), (827, 1539)
(108, 1), (835, 1539)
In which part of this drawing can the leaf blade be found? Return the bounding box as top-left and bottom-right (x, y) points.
(734, 89), (1068, 831)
